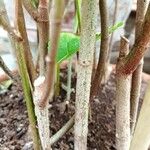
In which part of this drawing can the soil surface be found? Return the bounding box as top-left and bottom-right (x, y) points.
(0, 69), (148, 150)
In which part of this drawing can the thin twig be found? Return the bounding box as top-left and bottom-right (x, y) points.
(0, 0), (17, 57)
(117, 3), (150, 75)
(38, 0), (64, 108)
(107, 0), (119, 61)
(15, 0), (36, 84)
(37, 0), (49, 75)
(74, 0), (81, 33)
(130, 0), (148, 135)
(0, 2), (22, 41)
(23, 0), (39, 21)
(63, 0), (73, 19)
(66, 57), (72, 101)
(50, 116), (74, 145)
(28, 115), (75, 146)
(0, 56), (14, 80)
(0, 0), (19, 80)
(90, 0), (109, 98)
(0, 69), (18, 83)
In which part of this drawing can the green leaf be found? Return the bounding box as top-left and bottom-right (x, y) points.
(48, 32), (80, 63)
(48, 22), (123, 64)
(96, 22), (124, 40)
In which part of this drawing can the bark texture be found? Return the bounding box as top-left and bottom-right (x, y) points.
(108, 0), (119, 62)
(0, 56), (14, 80)
(130, 0), (148, 134)
(116, 37), (131, 150)
(15, 0), (36, 84)
(23, 0), (39, 21)
(117, 3), (150, 75)
(38, 0), (64, 108)
(91, 0), (109, 97)
(15, 0), (41, 150)
(38, 0), (49, 75)
(0, 0), (17, 56)
(74, 0), (97, 149)
(33, 77), (51, 150)
(130, 81), (150, 150)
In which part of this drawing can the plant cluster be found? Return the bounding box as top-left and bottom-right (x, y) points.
(0, 0), (150, 149)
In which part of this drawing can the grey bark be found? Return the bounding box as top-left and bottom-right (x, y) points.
(116, 37), (131, 150)
(130, 0), (148, 135)
(130, 81), (150, 150)
(74, 0), (97, 149)
(33, 76), (51, 150)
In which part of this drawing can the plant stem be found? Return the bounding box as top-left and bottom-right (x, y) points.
(29, 115), (75, 146)
(23, 0), (39, 21)
(74, 0), (97, 149)
(29, 2), (50, 149)
(108, 0), (119, 57)
(38, 0), (64, 108)
(90, 0), (109, 98)
(74, 0), (81, 33)
(55, 64), (60, 97)
(130, 62), (143, 133)
(0, 56), (14, 80)
(129, 81), (150, 150)
(33, 76), (51, 150)
(0, 69), (18, 83)
(63, 0), (73, 19)
(37, 0), (49, 75)
(50, 116), (74, 145)
(117, 3), (150, 75)
(15, 1), (41, 149)
(116, 36), (131, 150)
(32, 2), (50, 149)
(0, 0), (19, 58)
(130, 0), (148, 135)
(15, 0), (36, 85)
(15, 40), (41, 150)
(0, 0), (21, 42)
(66, 57), (72, 101)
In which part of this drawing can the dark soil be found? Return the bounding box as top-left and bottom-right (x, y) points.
(0, 69), (148, 150)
